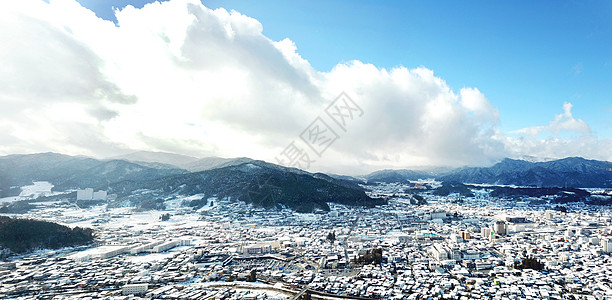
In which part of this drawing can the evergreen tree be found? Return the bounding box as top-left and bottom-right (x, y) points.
(326, 231), (336, 243)
(514, 256), (544, 270)
(0, 216), (94, 254)
(247, 269), (257, 282)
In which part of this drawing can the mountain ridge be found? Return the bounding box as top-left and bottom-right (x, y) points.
(0, 153), (187, 197)
(109, 151), (257, 172)
(2, 153), (611, 212)
(105, 160), (383, 212)
(0, 153), (382, 212)
(361, 156), (612, 188)
(109, 151), (200, 166)
(440, 157), (612, 188)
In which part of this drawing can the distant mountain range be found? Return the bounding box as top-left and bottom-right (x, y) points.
(364, 169), (433, 183)
(0, 152), (186, 198)
(110, 151), (200, 167)
(2, 152), (611, 213)
(439, 157), (612, 188)
(0, 152), (381, 212)
(110, 151), (254, 172)
(364, 157), (612, 188)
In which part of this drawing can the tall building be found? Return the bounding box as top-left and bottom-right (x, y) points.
(459, 231), (471, 240)
(494, 221), (507, 235)
(76, 188), (94, 200)
(481, 227), (491, 238)
(602, 239), (611, 253)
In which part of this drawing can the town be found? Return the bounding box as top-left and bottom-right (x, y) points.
(2, 182), (612, 300)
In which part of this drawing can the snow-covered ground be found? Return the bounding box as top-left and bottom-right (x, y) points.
(0, 181), (57, 203)
(125, 246), (189, 264)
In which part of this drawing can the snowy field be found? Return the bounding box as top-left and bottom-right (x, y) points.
(0, 181), (58, 203)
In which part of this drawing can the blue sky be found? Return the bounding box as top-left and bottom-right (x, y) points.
(77, 0), (612, 138)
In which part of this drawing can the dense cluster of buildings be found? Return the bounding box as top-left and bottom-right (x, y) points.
(2, 183), (612, 299)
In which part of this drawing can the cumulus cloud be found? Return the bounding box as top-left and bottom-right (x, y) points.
(513, 102), (590, 137)
(0, 0), (135, 156)
(0, 2), (136, 107)
(0, 0), (609, 174)
(318, 63), (506, 169)
(505, 102), (611, 162)
(459, 87), (499, 123)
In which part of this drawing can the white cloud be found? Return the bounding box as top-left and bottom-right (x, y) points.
(513, 102), (590, 137)
(318, 62), (507, 169)
(459, 87), (499, 123)
(0, 0), (610, 174)
(505, 102), (611, 162)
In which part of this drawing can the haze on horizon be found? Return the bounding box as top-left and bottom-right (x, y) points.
(1, 0), (611, 175)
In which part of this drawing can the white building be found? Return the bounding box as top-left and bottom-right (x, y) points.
(243, 244), (272, 255)
(130, 241), (163, 254)
(447, 235), (464, 244)
(602, 239), (611, 253)
(430, 210), (447, 220)
(462, 250), (480, 260)
(494, 221), (507, 235)
(70, 245), (129, 262)
(429, 244), (448, 261)
(481, 227), (491, 238)
(92, 190), (107, 200)
(76, 188), (107, 200)
(76, 188), (94, 200)
(153, 241), (180, 253)
(122, 283), (148, 295)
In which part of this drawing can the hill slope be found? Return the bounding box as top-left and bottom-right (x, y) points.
(0, 216), (93, 255)
(365, 169), (433, 183)
(0, 153), (383, 213)
(108, 161), (384, 212)
(0, 153), (187, 196)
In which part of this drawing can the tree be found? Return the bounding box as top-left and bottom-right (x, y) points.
(326, 231), (336, 243)
(412, 194), (427, 205)
(0, 216), (94, 255)
(246, 269), (257, 282)
(299, 291), (312, 300)
(160, 213), (170, 221)
(352, 248), (383, 265)
(514, 256), (544, 270)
